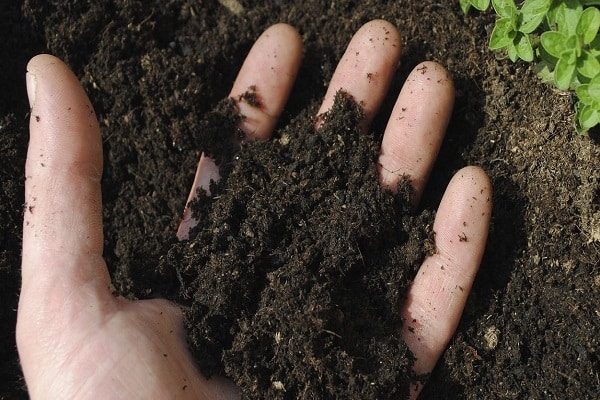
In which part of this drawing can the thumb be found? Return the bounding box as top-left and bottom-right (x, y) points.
(19, 54), (110, 317)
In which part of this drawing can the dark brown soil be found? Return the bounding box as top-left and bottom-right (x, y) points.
(1, 1), (599, 399)
(163, 91), (432, 398)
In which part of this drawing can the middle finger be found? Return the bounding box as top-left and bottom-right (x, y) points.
(316, 20), (402, 132)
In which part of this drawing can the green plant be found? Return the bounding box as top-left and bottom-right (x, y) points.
(461, 0), (600, 134)
(541, 6), (600, 86)
(575, 72), (600, 132)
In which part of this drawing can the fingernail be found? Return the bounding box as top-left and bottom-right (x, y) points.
(26, 72), (37, 108)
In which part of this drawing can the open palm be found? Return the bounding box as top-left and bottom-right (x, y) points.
(18, 21), (491, 399)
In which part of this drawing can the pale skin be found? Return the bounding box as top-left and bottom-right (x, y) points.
(17, 20), (492, 399)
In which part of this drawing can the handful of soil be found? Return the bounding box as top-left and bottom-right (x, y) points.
(161, 92), (435, 399)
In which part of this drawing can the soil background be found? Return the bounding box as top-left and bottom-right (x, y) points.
(1, 0), (599, 399)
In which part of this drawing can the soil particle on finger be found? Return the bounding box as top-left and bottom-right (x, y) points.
(161, 91), (435, 399)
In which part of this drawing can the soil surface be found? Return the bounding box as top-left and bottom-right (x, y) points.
(1, 1), (599, 399)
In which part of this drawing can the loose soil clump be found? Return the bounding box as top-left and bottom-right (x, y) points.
(162, 92), (433, 398)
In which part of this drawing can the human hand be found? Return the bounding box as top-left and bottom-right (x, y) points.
(17, 20), (491, 400)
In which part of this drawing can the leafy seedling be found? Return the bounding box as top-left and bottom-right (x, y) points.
(540, 6), (600, 89)
(489, 0), (552, 62)
(462, 0), (600, 134)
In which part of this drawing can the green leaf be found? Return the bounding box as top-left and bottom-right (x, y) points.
(577, 50), (600, 79)
(540, 31), (568, 58)
(582, 0), (600, 5)
(460, 0), (471, 13)
(535, 60), (556, 83)
(577, 7), (600, 44)
(590, 34), (600, 55)
(555, 57), (578, 89)
(546, 0), (583, 36)
(565, 34), (581, 60)
(576, 103), (599, 133)
(471, 0), (491, 11)
(490, 17), (515, 49)
(492, 0), (517, 18)
(515, 33), (534, 61)
(538, 39), (559, 69)
(559, 60), (578, 89)
(519, 0), (552, 34)
(507, 41), (519, 62)
(576, 74), (600, 106)
(576, 83), (592, 104)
